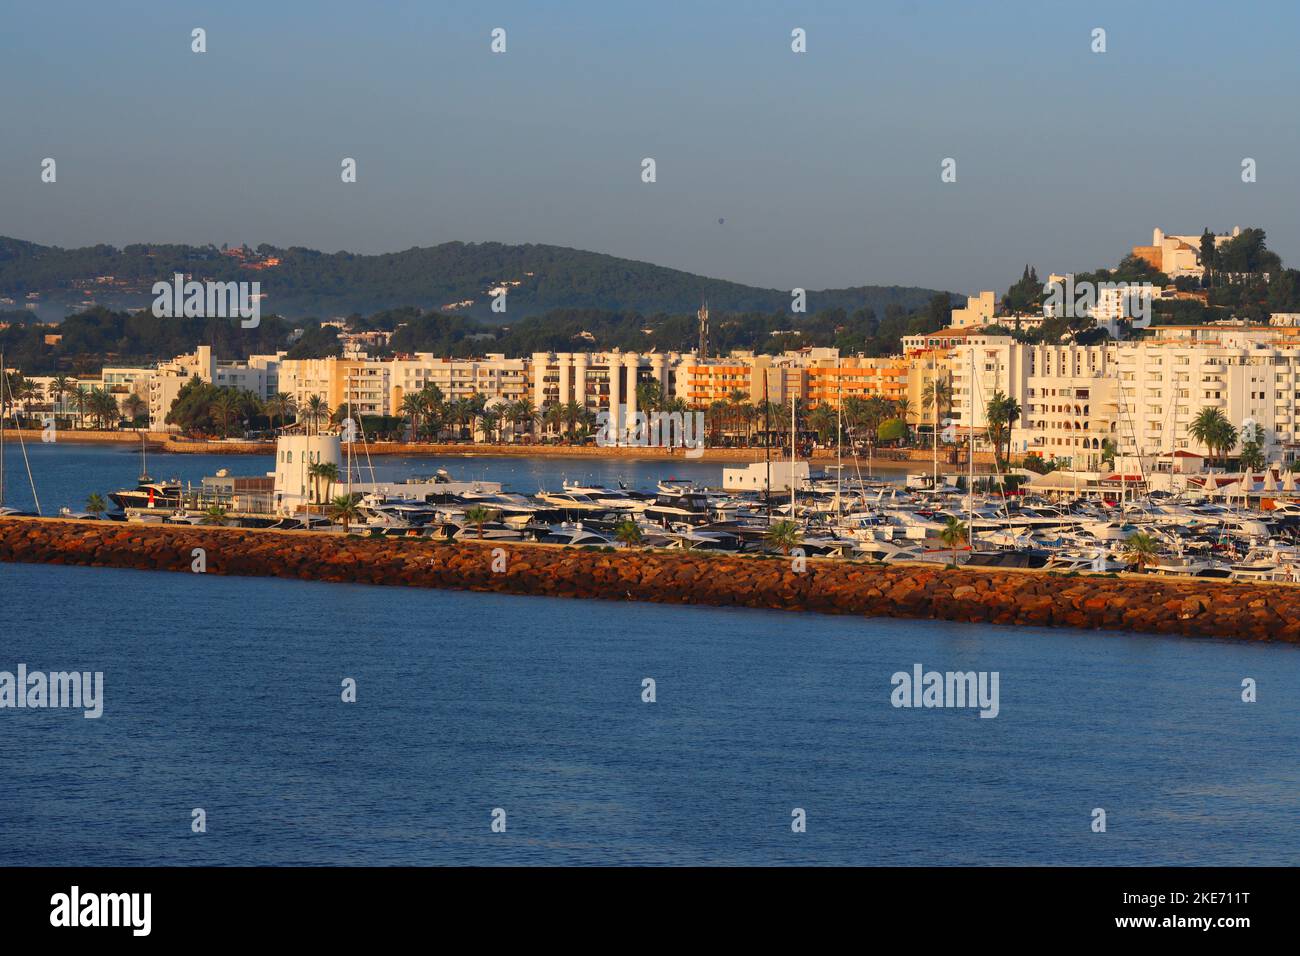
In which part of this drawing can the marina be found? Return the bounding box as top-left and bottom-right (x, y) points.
(14, 429), (1300, 582)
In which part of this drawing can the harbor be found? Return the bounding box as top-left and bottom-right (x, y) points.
(2, 514), (1297, 643)
(6, 428), (1300, 583)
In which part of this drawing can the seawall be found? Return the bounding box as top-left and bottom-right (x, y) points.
(1, 517), (1296, 643)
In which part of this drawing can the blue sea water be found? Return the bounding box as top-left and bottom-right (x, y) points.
(0, 440), (734, 515)
(0, 445), (1296, 866)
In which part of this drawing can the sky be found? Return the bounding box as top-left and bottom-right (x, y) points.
(2, 0), (1299, 296)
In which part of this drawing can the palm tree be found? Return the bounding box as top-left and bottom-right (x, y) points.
(562, 401), (583, 441)
(807, 405), (837, 445)
(463, 505), (496, 539)
(327, 493), (362, 532)
(308, 461), (340, 504)
(85, 493), (107, 518)
(72, 385), (89, 429)
(614, 518), (644, 549)
(418, 383), (445, 439)
(210, 391), (239, 438)
(632, 381), (660, 417)
(940, 516), (968, 567)
(199, 505), (229, 526)
(399, 393), (424, 440)
(51, 375), (72, 421)
(86, 388), (119, 429)
(1100, 438), (1118, 468)
(510, 398), (537, 443)
(303, 395), (330, 435)
(543, 402), (566, 440)
(16, 379), (39, 419)
(922, 375), (953, 468)
(121, 393), (147, 427)
(1123, 532), (1160, 572)
(893, 397), (914, 445)
(1189, 407), (1232, 467)
(984, 390), (1021, 474)
(1239, 435), (1266, 472)
(265, 392), (296, 432)
(766, 519), (802, 555)
(480, 410), (501, 445)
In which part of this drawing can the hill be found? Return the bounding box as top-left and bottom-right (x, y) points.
(0, 237), (953, 321)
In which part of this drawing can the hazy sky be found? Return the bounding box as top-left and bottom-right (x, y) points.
(3, 0), (1298, 296)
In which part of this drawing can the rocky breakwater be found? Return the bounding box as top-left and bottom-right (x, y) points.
(1, 517), (1297, 643)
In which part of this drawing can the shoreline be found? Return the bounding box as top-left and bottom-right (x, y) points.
(1, 517), (1295, 644)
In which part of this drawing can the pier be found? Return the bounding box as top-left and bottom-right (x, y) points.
(1, 516), (1296, 644)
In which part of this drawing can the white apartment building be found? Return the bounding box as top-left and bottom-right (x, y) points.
(951, 332), (1300, 469)
(948, 291), (997, 330)
(391, 353), (529, 410)
(148, 346), (217, 429)
(148, 346), (284, 429)
(1023, 345), (1117, 469)
(532, 351), (679, 443)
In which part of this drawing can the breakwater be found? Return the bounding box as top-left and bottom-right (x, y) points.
(2, 518), (1296, 643)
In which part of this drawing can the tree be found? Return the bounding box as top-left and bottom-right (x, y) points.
(463, 505), (496, 539)
(302, 395), (330, 435)
(121, 393), (147, 426)
(308, 461), (340, 504)
(509, 398), (537, 443)
(940, 516), (968, 567)
(1189, 407), (1235, 467)
(86, 388), (120, 429)
(1100, 438), (1118, 467)
(72, 385), (89, 429)
(636, 381), (663, 415)
(265, 392), (297, 432)
(1123, 532), (1160, 572)
(1003, 264), (1043, 313)
(1199, 229), (1219, 286)
(877, 418), (907, 444)
(200, 505), (229, 526)
(614, 518), (644, 549)
(766, 519), (802, 555)
(210, 391), (240, 437)
(85, 493), (107, 517)
(922, 374), (952, 468)
(893, 397), (914, 444)
(1239, 435), (1266, 472)
(984, 390), (1021, 473)
(327, 494), (362, 532)
(51, 375), (72, 420)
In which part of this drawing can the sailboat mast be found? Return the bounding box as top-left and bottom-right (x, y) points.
(347, 368), (353, 499)
(0, 349), (5, 508)
(790, 393), (796, 514)
(968, 346), (975, 532)
(764, 376), (771, 525)
(835, 376), (842, 521)
(932, 367), (940, 490)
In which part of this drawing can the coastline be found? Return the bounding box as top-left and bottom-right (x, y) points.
(1, 517), (1295, 644)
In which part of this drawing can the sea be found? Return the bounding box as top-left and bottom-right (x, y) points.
(0, 442), (1296, 866)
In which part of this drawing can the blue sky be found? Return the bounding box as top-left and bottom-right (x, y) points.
(2, 0), (1298, 295)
